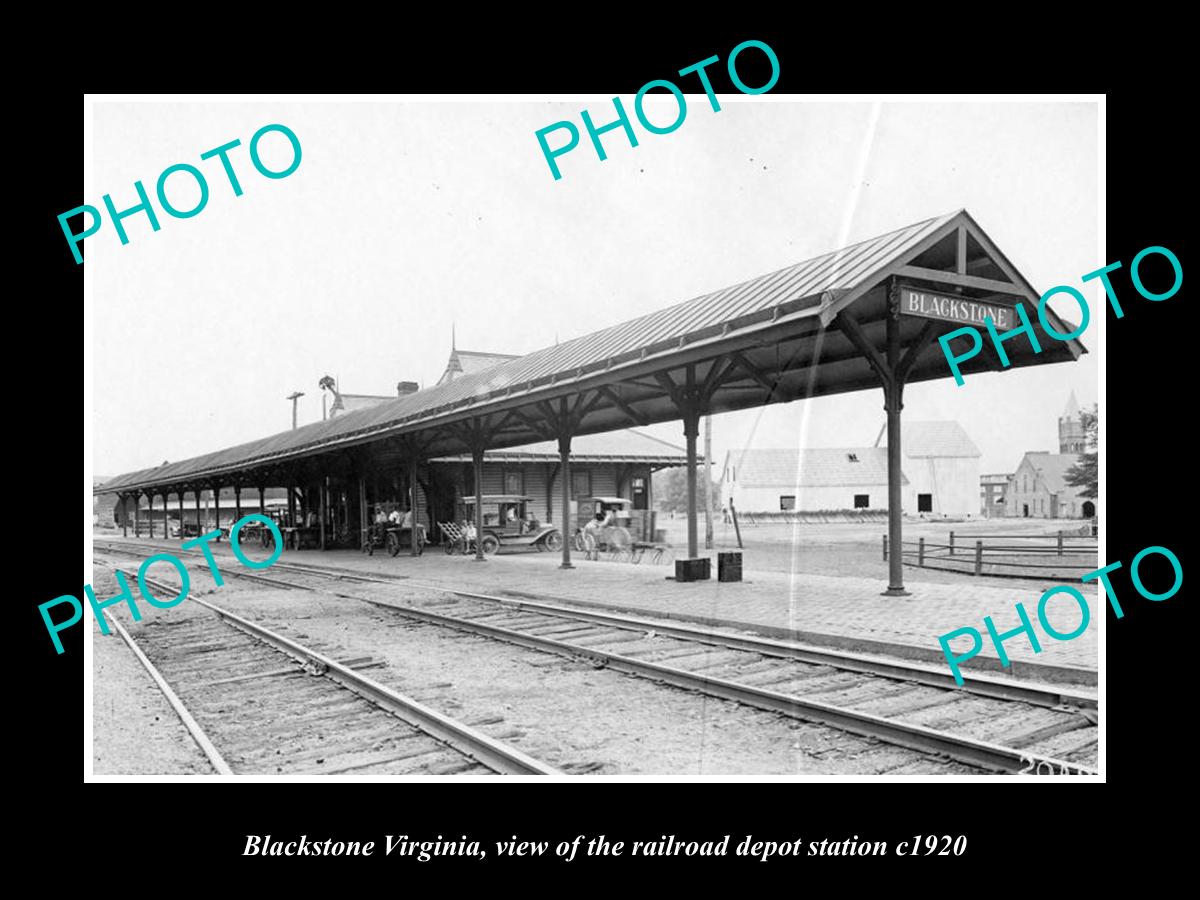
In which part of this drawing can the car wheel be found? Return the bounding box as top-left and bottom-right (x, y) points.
(544, 530), (563, 552)
(481, 534), (500, 556)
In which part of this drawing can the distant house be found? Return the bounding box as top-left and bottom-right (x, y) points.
(94, 476), (115, 526)
(437, 347), (520, 386)
(1004, 392), (1096, 519)
(722, 421), (981, 517)
(329, 382), (420, 417)
(980, 473), (1012, 518)
(1006, 452), (1094, 519)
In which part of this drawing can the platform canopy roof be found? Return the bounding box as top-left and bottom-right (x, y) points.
(98, 209), (1085, 496)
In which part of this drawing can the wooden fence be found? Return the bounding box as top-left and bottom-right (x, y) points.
(884, 530), (1099, 580)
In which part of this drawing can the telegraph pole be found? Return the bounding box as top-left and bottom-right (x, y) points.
(704, 414), (713, 550)
(287, 391), (305, 430)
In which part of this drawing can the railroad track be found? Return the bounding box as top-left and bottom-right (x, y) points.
(95, 539), (1100, 775)
(95, 564), (561, 776)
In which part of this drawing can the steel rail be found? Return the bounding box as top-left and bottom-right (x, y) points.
(329, 593), (1098, 775)
(119, 568), (563, 777)
(97, 543), (1099, 774)
(246, 557), (1098, 712)
(103, 611), (235, 775)
(95, 540), (1097, 710)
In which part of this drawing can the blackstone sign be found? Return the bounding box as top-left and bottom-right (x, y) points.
(900, 286), (1013, 329)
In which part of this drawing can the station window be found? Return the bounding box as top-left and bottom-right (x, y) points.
(572, 470), (590, 499)
(854, 494), (870, 509)
(504, 470), (524, 495)
(917, 493), (933, 512)
(780, 495), (796, 511)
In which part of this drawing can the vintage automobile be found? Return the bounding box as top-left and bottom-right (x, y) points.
(455, 495), (564, 556)
(573, 496), (634, 553)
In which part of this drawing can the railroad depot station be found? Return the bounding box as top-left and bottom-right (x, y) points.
(92, 210), (1099, 778)
(96, 210), (1084, 593)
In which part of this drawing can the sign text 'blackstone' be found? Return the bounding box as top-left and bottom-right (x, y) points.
(937, 245), (1182, 385)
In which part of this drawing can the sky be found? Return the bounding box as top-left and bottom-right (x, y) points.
(89, 98), (1099, 480)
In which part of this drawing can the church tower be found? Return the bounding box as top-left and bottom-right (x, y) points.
(1058, 391), (1086, 453)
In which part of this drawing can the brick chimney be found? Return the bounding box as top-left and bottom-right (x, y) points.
(396, 381), (419, 396)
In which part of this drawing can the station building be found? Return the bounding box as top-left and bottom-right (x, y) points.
(97, 342), (689, 542)
(721, 421), (980, 517)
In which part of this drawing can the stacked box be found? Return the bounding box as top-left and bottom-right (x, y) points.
(675, 557), (711, 582)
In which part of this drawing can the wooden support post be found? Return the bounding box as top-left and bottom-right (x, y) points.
(703, 414), (714, 550)
(213, 484), (220, 537)
(288, 479), (297, 529)
(974, 540), (984, 577)
(149, 493), (156, 538)
(410, 457), (420, 557)
(134, 493), (140, 536)
(120, 494), (128, 537)
(473, 446), (486, 562)
(358, 476), (367, 550)
(554, 400), (573, 571)
(546, 463), (558, 523)
(177, 492), (184, 539)
(883, 288), (909, 596)
(556, 432), (571, 566)
(234, 485), (242, 523)
(683, 403), (700, 560)
(319, 479), (326, 551)
(195, 490), (202, 532)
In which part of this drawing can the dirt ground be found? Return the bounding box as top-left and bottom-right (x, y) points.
(91, 567), (214, 775)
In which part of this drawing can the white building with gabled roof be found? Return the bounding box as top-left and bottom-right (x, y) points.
(722, 421), (981, 517)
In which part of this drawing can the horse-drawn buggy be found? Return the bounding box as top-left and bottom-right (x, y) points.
(573, 496), (666, 563)
(362, 518), (427, 556)
(573, 497), (633, 555)
(441, 495), (564, 556)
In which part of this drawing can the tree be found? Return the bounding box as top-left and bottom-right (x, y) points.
(1064, 407), (1097, 499)
(654, 466), (721, 514)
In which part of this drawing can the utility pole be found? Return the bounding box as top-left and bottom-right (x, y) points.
(287, 391), (305, 430)
(704, 413), (713, 550)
